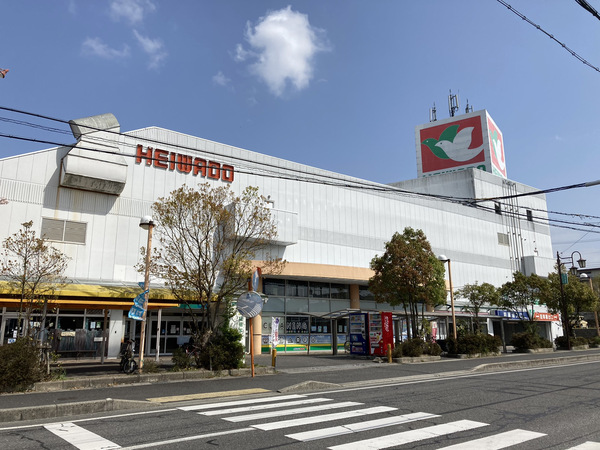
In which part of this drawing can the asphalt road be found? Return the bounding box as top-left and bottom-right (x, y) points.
(2, 358), (600, 449)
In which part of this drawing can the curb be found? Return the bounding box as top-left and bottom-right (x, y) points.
(0, 398), (155, 423)
(472, 352), (600, 373)
(31, 366), (276, 392)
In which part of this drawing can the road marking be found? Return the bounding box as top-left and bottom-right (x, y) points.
(437, 429), (546, 449)
(44, 422), (121, 450)
(286, 411), (438, 440)
(328, 419), (488, 450)
(178, 394), (306, 411)
(119, 428), (254, 450)
(224, 401), (363, 422)
(566, 443), (600, 449)
(255, 406), (398, 432)
(200, 397), (330, 415)
(148, 388), (270, 403)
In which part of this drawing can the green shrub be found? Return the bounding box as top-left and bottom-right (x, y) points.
(392, 344), (402, 358)
(400, 338), (424, 357)
(589, 336), (600, 347)
(510, 332), (553, 350)
(0, 338), (44, 392)
(447, 334), (501, 355)
(425, 341), (442, 356)
(199, 328), (245, 371)
(171, 347), (192, 370)
(555, 336), (588, 348)
(142, 359), (160, 373)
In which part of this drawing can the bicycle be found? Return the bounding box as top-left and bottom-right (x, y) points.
(119, 339), (138, 374)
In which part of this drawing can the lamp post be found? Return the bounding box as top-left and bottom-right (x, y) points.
(579, 273), (600, 337)
(438, 255), (457, 340)
(139, 215), (155, 372)
(557, 251), (586, 350)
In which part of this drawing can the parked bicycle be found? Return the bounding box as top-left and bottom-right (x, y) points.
(119, 339), (137, 374)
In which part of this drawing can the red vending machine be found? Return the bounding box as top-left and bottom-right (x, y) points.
(368, 312), (394, 356)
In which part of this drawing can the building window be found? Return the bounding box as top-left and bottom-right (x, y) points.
(359, 286), (375, 300)
(526, 210), (533, 222)
(309, 282), (330, 298)
(41, 218), (87, 244)
(495, 202), (502, 215)
(498, 232), (509, 246)
(286, 280), (308, 297)
(263, 278), (285, 296)
(330, 283), (349, 299)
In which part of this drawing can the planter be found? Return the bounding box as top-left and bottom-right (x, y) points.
(392, 355), (441, 364)
(513, 347), (554, 354)
(445, 352), (501, 359)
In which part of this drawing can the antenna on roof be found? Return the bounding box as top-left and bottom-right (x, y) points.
(448, 90), (459, 117)
(465, 99), (473, 113)
(429, 103), (437, 122)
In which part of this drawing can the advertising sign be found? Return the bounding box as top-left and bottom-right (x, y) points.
(271, 317), (280, 349)
(416, 109), (507, 179)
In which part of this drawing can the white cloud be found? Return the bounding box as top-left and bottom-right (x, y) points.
(236, 6), (330, 97)
(110, 0), (155, 25)
(133, 30), (167, 69)
(213, 71), (231, 87)
(82, 37), (130, 59)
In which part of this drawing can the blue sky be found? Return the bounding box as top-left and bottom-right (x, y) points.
(1, 0), (600, 266)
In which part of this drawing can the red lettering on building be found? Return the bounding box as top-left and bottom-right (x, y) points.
(154, 149), (169, 169)
(207, 161), (221, 179)
(135, 145), (234, 182)
(176, 154), (192, 174)
(136, 145), (153, 166)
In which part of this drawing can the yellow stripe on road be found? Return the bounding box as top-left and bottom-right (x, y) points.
(147, 388), (270, 403)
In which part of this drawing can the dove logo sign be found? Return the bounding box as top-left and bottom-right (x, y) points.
(416, 109), (507, 179)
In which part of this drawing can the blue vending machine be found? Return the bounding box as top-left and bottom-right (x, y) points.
(349, 312), (369, 355)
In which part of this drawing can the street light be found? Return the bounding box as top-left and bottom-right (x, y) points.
(138, 215), (155, 372)
(579, 273), (600, 337)
(557, 251), (587, 350)
(438, 255), (457, 340)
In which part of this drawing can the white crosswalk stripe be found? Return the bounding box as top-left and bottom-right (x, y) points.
(177, 394), (306, 411)
(328, 420), (488, 450)
(199, 397), (330, 415)
(255, 406), (400, 432)
(224, 401), (363, 422)
(44, 422), (121, 450)
(437, 429), (547, 449)
(566, 443), (600, 450)
(285, 411), (439, 441)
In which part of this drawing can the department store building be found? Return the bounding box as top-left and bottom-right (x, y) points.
(0, 110), (558, 357)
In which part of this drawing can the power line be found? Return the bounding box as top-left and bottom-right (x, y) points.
(575, 0), (600, 21)
(2, 107), (600, 235)
(496, 0), (600, 73)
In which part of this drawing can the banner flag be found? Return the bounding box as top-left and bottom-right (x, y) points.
(128, 305), (145, 321)
(133, 290), (149, 308)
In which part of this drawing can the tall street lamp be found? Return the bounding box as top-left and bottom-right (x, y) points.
(438, 255), (457, 340)
(557, 250), (586, 350)
(139, 215), (155, 372)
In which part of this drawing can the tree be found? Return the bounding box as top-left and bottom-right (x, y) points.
(147, 183), (282, 349)
(497, 272), (549, 334)
(369, 227), (446, 339)
(454, 282), (499, 333)
(0, 221), (70, 338)
(546, 271), (598, 336)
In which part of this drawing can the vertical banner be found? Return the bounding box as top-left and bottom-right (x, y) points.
(271, 317), (280, 349)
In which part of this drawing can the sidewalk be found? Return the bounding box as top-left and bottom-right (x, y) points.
(1, 349), (600, 424)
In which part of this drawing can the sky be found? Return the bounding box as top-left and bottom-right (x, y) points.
(1, 0), (600, 266)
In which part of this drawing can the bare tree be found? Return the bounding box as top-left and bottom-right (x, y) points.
(146, 183), (283, 347)
(1, 221), (70, 338)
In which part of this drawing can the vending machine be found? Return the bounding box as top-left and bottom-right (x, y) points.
(348, 312), (368, 355)
(368, 312), (394, 356)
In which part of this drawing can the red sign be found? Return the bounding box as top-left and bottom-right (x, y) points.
(135, 144), (234, 182)
(534, 312), (560, 322)
(488, 116), (507, 177)
(420, 115), (486, 173)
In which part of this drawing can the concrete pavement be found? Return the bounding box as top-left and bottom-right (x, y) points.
(2, 349), (600, 424)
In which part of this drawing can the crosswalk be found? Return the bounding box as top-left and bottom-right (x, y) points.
(176, 394), (600, 450)
(35, 394), (600, 449)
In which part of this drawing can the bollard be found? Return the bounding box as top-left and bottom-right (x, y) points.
(387, 343), (392, 363)
(271, 348), (277, 367)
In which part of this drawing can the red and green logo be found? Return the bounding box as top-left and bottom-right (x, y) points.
(420, 116), (485, 173)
